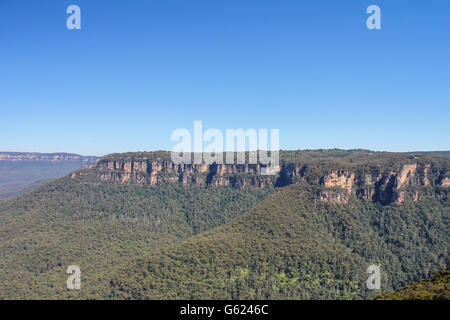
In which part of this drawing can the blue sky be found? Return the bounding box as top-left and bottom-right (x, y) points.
(1, 0), (449, 156)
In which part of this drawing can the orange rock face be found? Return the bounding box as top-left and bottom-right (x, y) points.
(396, 163), (418, 188)
(123, 161), (132, 173)
(323, 171), (355, 193)
(442, 177), (450, 187)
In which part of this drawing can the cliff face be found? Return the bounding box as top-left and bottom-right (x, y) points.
(319, 163), (448, 204)
(323, 171), (355, 193)
(96, 160), (275, 188)
(442, 177), (450, 187)
(78, 152), (450, 205)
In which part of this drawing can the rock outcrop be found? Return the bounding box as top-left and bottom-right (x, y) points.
(316, 163), (446, 204)
(96, 160), (276, 188)
(322, 171), (355, 193)
(441, 176), (450, 187)
(74, 152), (449, 206)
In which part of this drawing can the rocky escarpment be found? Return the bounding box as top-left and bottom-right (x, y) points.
(72, 151), (450, 205)
(95, 159), (276, 188)
(319, 163), (449, 204)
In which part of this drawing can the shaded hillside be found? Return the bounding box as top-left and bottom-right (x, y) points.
(0, 173), (271, 299)
(374, 266), (449, 300)
(110, 181), (449, 299)
(0, 152), (98, 200)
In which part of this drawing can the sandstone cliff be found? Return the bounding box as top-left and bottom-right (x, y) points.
(318, 163), (448, 204)
(95, 159), (276, 188)
(72, 151), (450, 205)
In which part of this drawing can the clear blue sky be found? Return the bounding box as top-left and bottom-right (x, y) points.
(1, 0), (449, 156)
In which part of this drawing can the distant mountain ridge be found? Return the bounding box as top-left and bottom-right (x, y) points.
(0, 152), (99, 200)
(0, 152), (98, 166)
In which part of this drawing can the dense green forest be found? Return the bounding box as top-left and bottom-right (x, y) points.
(0, 174), (271, 299)
(0, 150), (448, 299)
(375, 266), (449, 300)
(110, 182), (449, 299)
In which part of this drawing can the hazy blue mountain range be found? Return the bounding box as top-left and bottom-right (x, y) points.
(0, 152), (98, 200)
